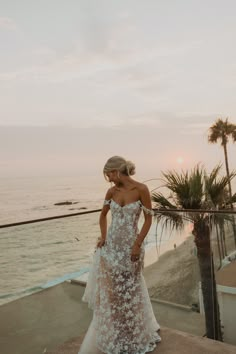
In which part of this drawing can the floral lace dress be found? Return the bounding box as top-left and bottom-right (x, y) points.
(78, 199), (161, 354)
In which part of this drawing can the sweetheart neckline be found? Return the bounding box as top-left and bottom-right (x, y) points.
(110, 199), (141, 208)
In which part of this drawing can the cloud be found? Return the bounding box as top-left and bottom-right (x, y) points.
(187, 123), (213, 129)
(180, 121), (214, 136)
(0, 17), (17, 31)
(0, 5), (203, 86)
(0, 1), (235, 129)
(0, 123), (230, 179)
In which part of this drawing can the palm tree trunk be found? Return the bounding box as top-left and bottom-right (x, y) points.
(215, 224), (222, 268)
(223, 143), (236, 247)
(223, 143), (233, 203)
(194, 220), (222, 340)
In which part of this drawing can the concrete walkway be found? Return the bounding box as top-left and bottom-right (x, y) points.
(0, 281), (234, 354)
(47, 327), (236, 354)
(0, 282), (90, 354)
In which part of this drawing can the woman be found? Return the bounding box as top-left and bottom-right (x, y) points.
(79, 156), (161, 354)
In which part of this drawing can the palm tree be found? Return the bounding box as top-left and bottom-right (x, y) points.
(208, 118), (236, 206)
(208, 118), (236, 246)
(152, 165), (235, 341)
(205, 165), (234, 264)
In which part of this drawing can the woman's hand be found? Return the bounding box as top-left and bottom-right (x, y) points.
(131, 242), (141, 262)
(97, 237), (106, 248)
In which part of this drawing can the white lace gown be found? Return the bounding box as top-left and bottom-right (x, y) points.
(79, 199), (161, 354)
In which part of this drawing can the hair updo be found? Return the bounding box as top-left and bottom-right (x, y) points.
(103, 156), (136, 177)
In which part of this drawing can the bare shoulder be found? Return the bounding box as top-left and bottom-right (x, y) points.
(135, 182), (151, 208)
(134, 181), (149, 194)
(104, 186), (115, 200)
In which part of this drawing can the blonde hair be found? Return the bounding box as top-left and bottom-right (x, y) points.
(103, 156), (136, 178)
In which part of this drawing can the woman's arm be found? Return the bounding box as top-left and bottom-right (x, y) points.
(131, 184), (152, 261)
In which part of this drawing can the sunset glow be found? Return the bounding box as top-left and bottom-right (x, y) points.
(176, 156), (184, 164)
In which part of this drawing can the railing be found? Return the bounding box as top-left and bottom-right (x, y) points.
(0, 209), (236, 354)
(1, 207), (235, 228)
(0, 208), (101, 228)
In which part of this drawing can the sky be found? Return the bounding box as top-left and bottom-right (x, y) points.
(0, 0), (236, 180)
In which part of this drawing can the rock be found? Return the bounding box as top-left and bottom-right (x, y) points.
(68, 207), (87, 211)
(54, 201), (78, 206)
(54, 201), (73, 206)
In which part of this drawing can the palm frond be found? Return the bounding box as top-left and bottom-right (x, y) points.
(162, 166), (205, 209)
(206, 164), (222, 183)
(231, 193), (236, 203)
(152, 192), (176, 209)
(205, 166), (236, 207)
(151, 163), (235, 240)
(232, 129), (236, 141)
(208, 118), (236, 146)
(162, 170), (190, 208)
(152, 192), (186, 230)
(154, 211), (185, 231)
(188, 165), (204, 208)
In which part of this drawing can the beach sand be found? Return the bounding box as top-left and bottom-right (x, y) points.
(143, 235), (200, 306)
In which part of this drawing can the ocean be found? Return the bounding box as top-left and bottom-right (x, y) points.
(0, 175), (189, 306)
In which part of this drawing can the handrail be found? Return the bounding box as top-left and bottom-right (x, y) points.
(0, 209), (101, 229)
(0, 207), (235, 229)
(153, 208), (236, 214)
